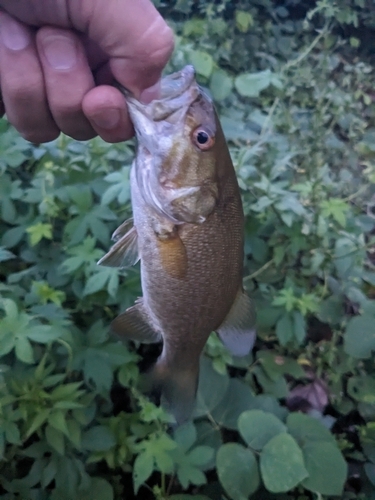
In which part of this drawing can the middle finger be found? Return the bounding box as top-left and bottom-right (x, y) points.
(36, 26), (96, 141)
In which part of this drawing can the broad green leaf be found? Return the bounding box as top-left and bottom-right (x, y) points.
(210, 69), (233, 101)
(260, 433), (308, 493)
(174, 421), (196, 452)
(217, 443), (259, 500)
(195, 356), (229, 417)
(302, 442), (347, 495)
(188, 446), (214, 467)
(77, 478), (114, 500)
(211, 378), (256, 430)
(189, 50), (214, 78)
(235, 70), (281, 98)
(15, 336), (34, 364)
(347, 376), (375, 404)
(238, 410), (286, 450)
(344, 314), (375, 358)
(81, 425), (115, 451)
(287, 413), (335, 445)
(275, 313), (293, 346)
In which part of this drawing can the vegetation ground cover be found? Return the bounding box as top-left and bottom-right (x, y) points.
(1, 0), (375, 498)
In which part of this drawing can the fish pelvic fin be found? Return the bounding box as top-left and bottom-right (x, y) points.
(216, 288), (256, 357)
(97, 218), (139, 268)
(149, 357), (200, 425)
(111, 299), (162, 344)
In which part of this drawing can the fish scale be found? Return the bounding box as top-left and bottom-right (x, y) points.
(98, 65), (256, 424)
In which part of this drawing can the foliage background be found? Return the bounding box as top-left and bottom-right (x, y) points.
(1, 0), (375, 498)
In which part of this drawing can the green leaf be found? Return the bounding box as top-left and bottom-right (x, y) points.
(133, 451), (154, 494)
(347, 376), (375, 404)
(77, 478), (114, 500)
(0, 246), (15, 262)
(195, 356), (229, 417)
(81, 425), (115, 451)
(238, 410), (287, 450)
(217, 443), (259, 500)
(235, 70), (281, 98)
(344, 314), (375, 358)
(211, 378), (256, 430)
(15, 336), (34, 363)
(188, 446), (214, 467)
(45, 425), (65, 455)
(260, 433), (308, 493)
(26, 222), (53, 246)
(276, 313), (293, 346)
(301, 442), (347, 495)
(210, 70), (233, 101)
(189, 50), (214, 78)
(287, 413), (335, 445)
(235, 10), (254, 32)
(48, 411), (69, 437)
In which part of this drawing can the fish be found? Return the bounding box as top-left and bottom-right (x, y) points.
(98, 65), (256, 424)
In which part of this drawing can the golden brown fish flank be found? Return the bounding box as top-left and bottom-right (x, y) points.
(98, 65), (256, 424)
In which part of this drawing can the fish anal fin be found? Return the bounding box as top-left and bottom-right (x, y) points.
(111, 299), (161, 344)
(216, 288), (256, 357)
(98, 224), (139, 268)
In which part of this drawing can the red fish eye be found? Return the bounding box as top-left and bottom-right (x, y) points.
(192, 127), (215, 150)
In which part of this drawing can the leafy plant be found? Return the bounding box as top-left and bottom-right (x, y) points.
(1, 0), (375, 498)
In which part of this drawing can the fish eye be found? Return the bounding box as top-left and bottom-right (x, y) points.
(192, 127), (215, 151)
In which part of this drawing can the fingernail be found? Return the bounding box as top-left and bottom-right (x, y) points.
(140, 80), (161, 104)
(42, 35), (77, 70)
(91, 108), (121, 130)
(0, 16), (31, 51)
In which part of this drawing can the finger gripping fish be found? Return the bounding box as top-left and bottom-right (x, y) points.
(98, 65), (256, 424)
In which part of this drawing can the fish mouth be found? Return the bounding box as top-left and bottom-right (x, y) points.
(123, 65), (200, 122)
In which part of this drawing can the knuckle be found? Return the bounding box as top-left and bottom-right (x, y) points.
(139, 20), (175, 69)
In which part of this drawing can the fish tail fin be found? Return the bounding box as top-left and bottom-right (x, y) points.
(148, 356), (200, 425)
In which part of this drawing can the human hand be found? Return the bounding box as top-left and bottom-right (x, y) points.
(0, 0), (174, 143)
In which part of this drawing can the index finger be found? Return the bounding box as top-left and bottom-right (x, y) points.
(71, 0), (175, 98)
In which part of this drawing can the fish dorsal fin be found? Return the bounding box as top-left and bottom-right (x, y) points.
(111, 298), (162, 344)
(97, 218), (139, 268)
(216, 288), (256, 357)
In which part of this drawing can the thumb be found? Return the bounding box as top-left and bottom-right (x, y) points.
(72, 0), (174, 98)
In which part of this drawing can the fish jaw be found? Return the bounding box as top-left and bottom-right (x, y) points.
(126, 65), (219, 224)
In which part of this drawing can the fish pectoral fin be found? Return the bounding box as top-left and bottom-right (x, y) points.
(112, 217), (134, 241)
(98, 222), (139, 268)
(216, 289), (256, 357)
(111, 299), (162, 344)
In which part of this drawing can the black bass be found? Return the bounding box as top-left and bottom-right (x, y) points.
(99, 65), (256, 423)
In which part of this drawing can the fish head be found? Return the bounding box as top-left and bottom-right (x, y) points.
(125, 65), (220, 223)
